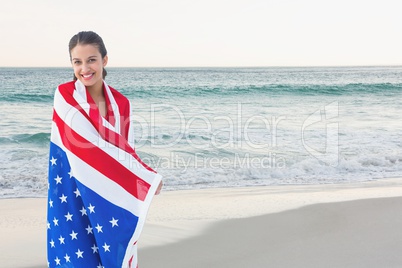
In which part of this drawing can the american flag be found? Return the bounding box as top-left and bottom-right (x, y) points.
(47, 80), (161, 267)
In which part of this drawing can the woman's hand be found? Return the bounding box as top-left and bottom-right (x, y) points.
(155, 180), (163, 195)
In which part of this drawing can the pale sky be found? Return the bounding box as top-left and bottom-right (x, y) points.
(1, 0), (401, 67)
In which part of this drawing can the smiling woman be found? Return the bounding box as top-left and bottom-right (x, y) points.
(47, 31), (163, 268)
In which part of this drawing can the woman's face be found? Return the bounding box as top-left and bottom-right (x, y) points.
(70, 44), (108, 90)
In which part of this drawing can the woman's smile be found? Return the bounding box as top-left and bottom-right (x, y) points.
(81, 73), (95, 80)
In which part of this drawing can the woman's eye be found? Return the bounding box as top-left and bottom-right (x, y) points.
(74, 61), (81, 65)
(89, 59), (96, 63)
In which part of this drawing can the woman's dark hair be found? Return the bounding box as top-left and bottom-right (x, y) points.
(69, 31), (108, 80)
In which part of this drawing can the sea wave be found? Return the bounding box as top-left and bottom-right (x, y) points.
(1, 149), (401, 198)
(0, 93), (54, 103)
(121, 83), (402, 99)
(1, 83), (401, 103)
(0, 133), (50, 145)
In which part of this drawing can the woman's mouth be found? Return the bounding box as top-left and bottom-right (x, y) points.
(81, 73), (94, 80)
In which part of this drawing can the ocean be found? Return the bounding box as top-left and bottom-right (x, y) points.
(0, 66), (401, 198)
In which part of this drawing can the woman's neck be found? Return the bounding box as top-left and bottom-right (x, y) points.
(86, 80), (104, 100)
(86, 81), (107, 117)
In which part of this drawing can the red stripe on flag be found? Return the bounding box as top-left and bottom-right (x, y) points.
(58, 83), (156, 173)
(53, 110), (150, 201)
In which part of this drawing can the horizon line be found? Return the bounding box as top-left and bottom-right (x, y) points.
(1, 64), (402, 69)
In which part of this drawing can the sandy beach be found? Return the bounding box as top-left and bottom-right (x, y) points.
(1, 178), (402, 268)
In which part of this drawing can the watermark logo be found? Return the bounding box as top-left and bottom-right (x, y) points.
(62, 100), (340, 170)
(302, 101), (339, 167)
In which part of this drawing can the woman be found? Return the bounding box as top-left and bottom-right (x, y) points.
(47, 31), (162, 268)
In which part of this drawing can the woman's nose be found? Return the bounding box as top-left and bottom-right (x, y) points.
(82, 63), (91, 72)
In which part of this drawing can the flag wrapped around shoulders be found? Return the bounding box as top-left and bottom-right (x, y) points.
(47, 80), (162, 268)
